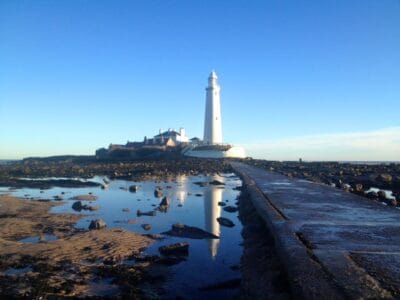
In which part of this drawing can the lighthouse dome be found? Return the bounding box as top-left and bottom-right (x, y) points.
(209, 70), (218, 79)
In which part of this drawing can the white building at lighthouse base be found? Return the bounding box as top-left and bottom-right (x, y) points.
(183, 144), (246, 159)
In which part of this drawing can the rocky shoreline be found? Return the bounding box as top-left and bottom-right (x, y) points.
(245, 159), (400, 207)
(0, 157), (233, 188)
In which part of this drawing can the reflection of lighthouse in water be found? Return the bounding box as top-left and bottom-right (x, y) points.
(175, 175), (189, 205)
(204, 176), (224, 258)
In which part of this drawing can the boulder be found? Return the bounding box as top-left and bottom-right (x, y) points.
(159, 242), (189, 256)
(160, 196), (170, 207)
(88, 219), (107, 230)
(163, 223), (219, 239)
(354, 184), (364, 193)
(129, 185), (139, 193)
(217, 217), (235, 227)
(72, 201), (83, 211)
(378, 190), (388, 200)
(72, 201), (98, 211)
(209, 180), (225, 185)
(137, 210), (156, 217)
(365, 191), (378, 199)
(154, 189), (163, 198)
(70, 194), (97, 201)
(142, 224), (152, 231)
(378, 174), (392, 183)
(88, 206), (99, 211)
(194, 181), (209, 187)
(223, 206), (238, 213)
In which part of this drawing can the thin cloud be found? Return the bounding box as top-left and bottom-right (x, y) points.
(242, 127), (400, 161)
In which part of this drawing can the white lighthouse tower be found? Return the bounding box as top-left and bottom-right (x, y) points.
(203, 71), (222, 145)
(183, 71), (246, 158)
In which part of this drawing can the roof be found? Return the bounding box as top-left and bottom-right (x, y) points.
(154, 130), (181, 138)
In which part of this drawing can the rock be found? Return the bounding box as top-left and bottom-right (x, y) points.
(72, 201), (98, 211)
(158, 197), (170, 212)
(70, 194), (97, 201)
(340, 183), (352, 192)
(378, 190), (388, 200)
(209, 180), (225, 185)
(38, 234), (46, 243)
(194, 181), (209, 187)
(122, 208), (130, 212)
(113, 219), (137, 224)
(154, 189), (163, 198)
(143, 233), (164, 240)
(218, 201), (226, 206)
(72, 201), (83, 211)
(378, 173), (392, 183)
(137, 210), (156, 217)
(223, 206), (238, 213)
(387, 199), (397, 207)
(365, 191), (378, 199)
(142, 224), (151, 230)
(163, 223), (219, 239)
(217, 217), (235, 227)
(160, 196), (170, 207)
(129, 185), (139, 192)
(354, 184), (364, 192)
(88, 219), (107, 230)
(173, 223), (184, 229)
(159, 242), (189, 256)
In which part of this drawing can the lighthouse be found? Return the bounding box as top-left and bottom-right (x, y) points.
(203, 71), (222, 145)
(183, 71), (246, 158)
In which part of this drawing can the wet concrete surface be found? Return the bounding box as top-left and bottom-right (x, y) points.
(232, 162), (400, 299)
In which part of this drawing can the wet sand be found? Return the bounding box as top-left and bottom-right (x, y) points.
(0, 195), (157, 298)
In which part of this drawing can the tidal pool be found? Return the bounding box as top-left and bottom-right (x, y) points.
(3, 173), (243, 298)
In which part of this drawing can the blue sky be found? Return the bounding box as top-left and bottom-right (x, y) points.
(1, 0), (399, 160)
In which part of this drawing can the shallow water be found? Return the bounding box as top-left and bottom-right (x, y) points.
(18, 234), (58, 244)
(2, 173), (243, 298)
(3, 266), (33, 276)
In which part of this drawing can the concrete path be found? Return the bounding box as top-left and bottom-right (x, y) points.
(232, 162), (400, 299)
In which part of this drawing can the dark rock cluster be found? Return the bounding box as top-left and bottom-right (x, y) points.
(0, 156), (233, 188)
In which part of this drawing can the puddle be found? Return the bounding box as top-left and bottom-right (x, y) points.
(4, 266), (33, 276)
(18, 234), (58, 244)
(271, 182), (292, 185)
(5, 173), (243, 298)
(88, 278), (120, 296)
